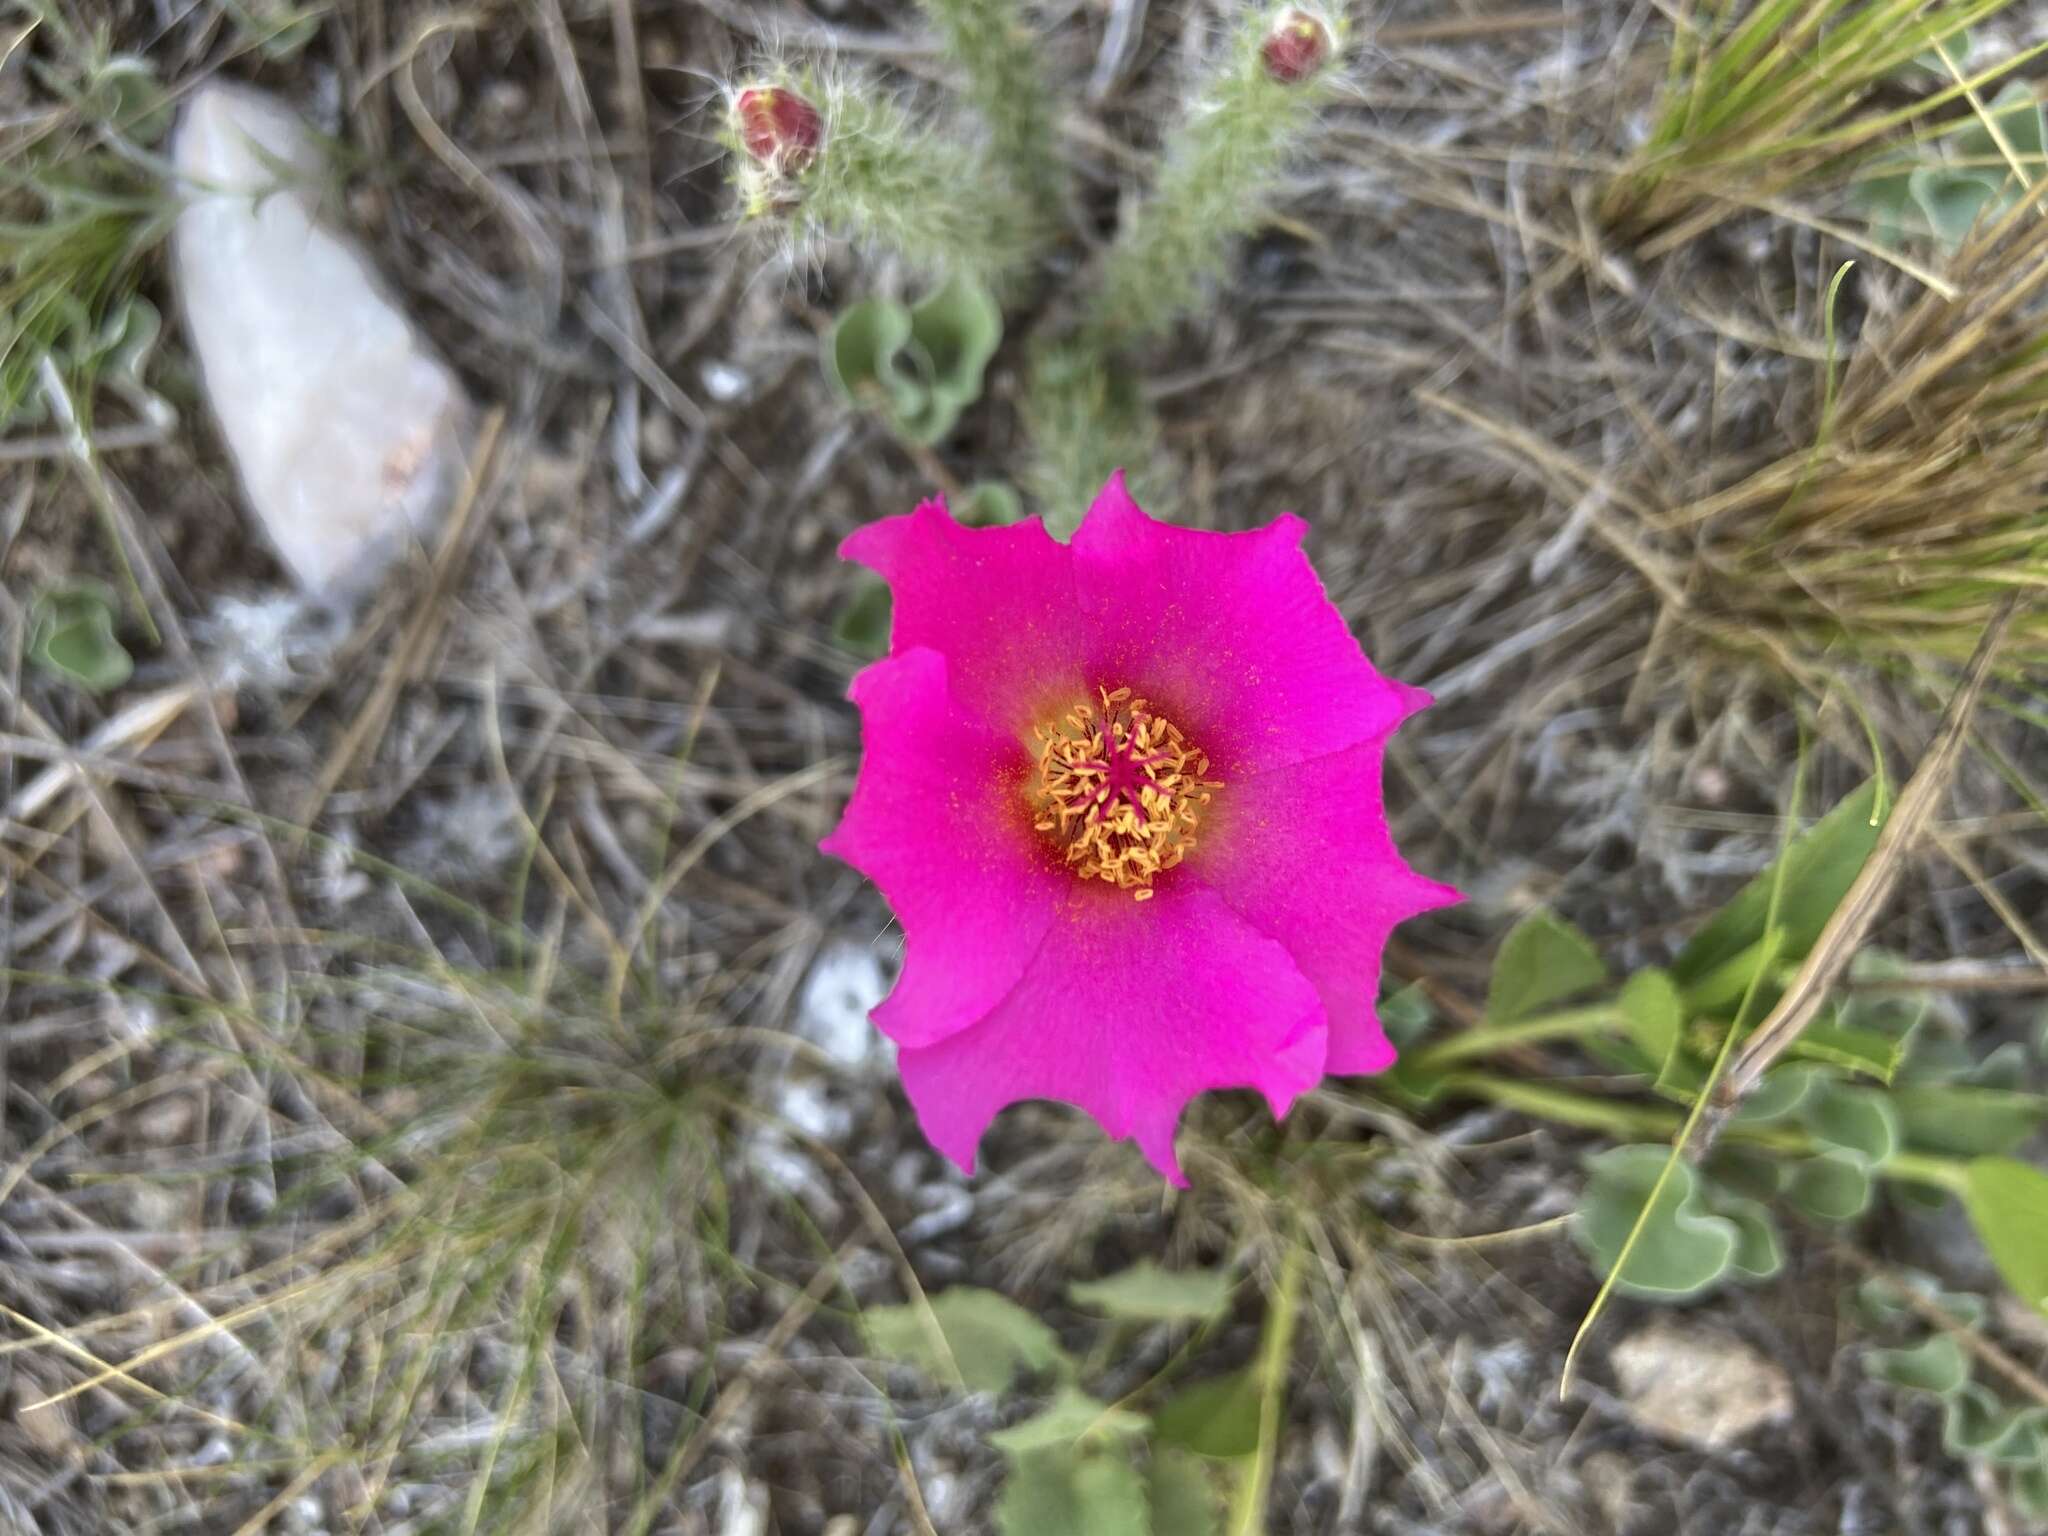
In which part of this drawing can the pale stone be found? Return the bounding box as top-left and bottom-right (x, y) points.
(1611, 1319), (1795, 1451)
(172, 83), (469, 597)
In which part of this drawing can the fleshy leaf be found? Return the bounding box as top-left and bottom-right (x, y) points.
(1672, 780), (1885, 1007)
(1618, 967), (1684, 1068)
(1706, 1192), (1785, 1283)
(1964, 1157), (2048, 1317)
(825, 298), (927, 425)
(1908, 165), (2006, 248)
(1785, 1149), (1874, 1224)
(1942, 1383), (2048, 1465)
(1485, 910), (1607, 1025)
(833, 572), (895, 659)
(1865, 1334), (1970, 1396)
(1732, 1062), (1827, 1126)
(995, 1445), (1150, 1536)
(1152, 1367), (1261, 1459)
(29, 586), (133, 693)
(990, 1387), (1148, 1453)
(1069, 1262), (1233, 1325)
(1704, 1143), (1786, 1202)
(864, 1287), (1070, 1392)
(1148, 1447), (1222, 1536)
(908, 274), (1003, 435)
(1952, 81), (2046, 178)
(1895, 1085), (2047, 1157)
(1800, 1081), (1899, 1167)
(1575, 1145), (1739, 1300)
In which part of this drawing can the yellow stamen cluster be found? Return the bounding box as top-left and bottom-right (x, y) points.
(1031, 687), (1220, 900)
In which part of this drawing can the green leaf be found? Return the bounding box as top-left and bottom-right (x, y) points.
(1908, 165), (2006, 248)
(1152, 1367), (1261, 1459)
(1378, 983), (1434, 1049)
(1895, 1085), (2048, 1158)
(1942, 1383), (2048, 1464)
(29, 586), (133, 693)
(1849, 153), (1920, 246)
(908, 275), (1003, 420)
(995, 1444), (1150, 1536)
(1672, 780), (1886, 1002)
(824, 298), (927, 424)
(1485, 910), (1607, 1025)
(1851, 1272), (1986, 1331)
(1703, 1143), (1786, 1201)
(2014, 1460), (2048, 1519)
(1148, 1447), (1221, 1536)
(1069, 1262), (1233, 1325)
(864, 1287), (1070, 1393)
(1785, 1149), (1875, 1224)
(831, 573), (893, 659)
(1618, 968), (1684, 1066)
(1800, 1081), (1899, 1166)
(1575, 1145), (1739, 1301)
(1731, 1062), (1827, 1126)
(1964, 1158), (2048, 1317)
(1788, 1018), (1906, 1083)
(959, 481), (1025, 528)
(1865, 1334), (1970, 1396)
(1706, 1193), (1785, 1283)
(1952, 81), (2046, 176)
(990, 1387), (1148, 1453)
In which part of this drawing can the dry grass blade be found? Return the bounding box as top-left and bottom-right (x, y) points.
(1703, 594), (2021, 1141)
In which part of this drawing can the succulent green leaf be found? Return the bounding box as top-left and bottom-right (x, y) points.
(1618, 967), (1684, 1067)
(1785, 1149), (1875, 1224)
(864, 1287), (1070, 1392)
(909, 274), (1003, 408)
(1848, 154), (1919, 246)
(1865, 1334), (1970, 1396)
(1894, 1085), (2048, 1158)
(1575, 1145), (1739, 1301)
(832, 573), (893, 660)
(1485, 909), (1607, 1025)
(1951, 81), (2046, 177)
(1704, 1143), (1786, 1201)
(1732, 1062), (1827, 1126)
(29, 586), (133, 693)
(1941, 1382), (2048, 1464)
(1851, 1272), (1986, 1331)
(1800, 1081), (1899, 1166)
(1378, 982), (1435, 1049)
(995, 1444), (1150, 1536)
(1788, 1018), (1906, 1083)
(824, 298), (927, 424)
(1069, 1262), (1233, 1325)
(2013, 1460), (2048, 1519)
(1672, 780), (1886, 1002)
(1705, 1193), (1785, 1283)
(1964, 1157), (2048, 1317)
(1152, 1367), (1261, 1459)
(1147, 1447), (1221, 1536)
(959, 481), (1025, 528)
(1908, 165), (2006, 247)
(990, 1387), (1148, 1454)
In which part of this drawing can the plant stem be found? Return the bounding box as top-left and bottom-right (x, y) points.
(1440, 1071), (1973, 1193)
(1407, 1004), (1623, 1070)
(1228, 1239), (1305, 1536)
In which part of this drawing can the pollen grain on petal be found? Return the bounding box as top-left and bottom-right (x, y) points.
(1030, 686), (1221, 898)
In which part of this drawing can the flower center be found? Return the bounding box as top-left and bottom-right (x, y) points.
(1030, 687), (1221, 900)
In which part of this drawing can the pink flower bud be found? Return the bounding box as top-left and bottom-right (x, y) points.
(1261, 8), (1333, 84)
(734, 85), (822, 176)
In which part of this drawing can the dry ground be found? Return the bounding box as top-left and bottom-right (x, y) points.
(4, 1), (2047, 1532)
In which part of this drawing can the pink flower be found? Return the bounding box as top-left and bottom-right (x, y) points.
(821, 475), (1458, 1183)
(1261, 7), (1335, 84)
(733, 84), (822, 177)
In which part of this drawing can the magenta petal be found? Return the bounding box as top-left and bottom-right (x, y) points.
(842, 499), (1088, 739)
(819, 647), (1062, 1049)
(894, 882), (1329, 1184)
(1069, 473), (1423, 777)
(1203, 736), (1461, 1074)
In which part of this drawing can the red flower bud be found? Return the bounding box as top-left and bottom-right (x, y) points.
(734, 85), (822, 176)
(1261, 8), (1333, 84)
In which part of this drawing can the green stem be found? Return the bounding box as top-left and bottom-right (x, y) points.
(1228, 1240), (1305, 1536)
(1408, 1005), (1624, 1070)
(1440, 1072), (1973, 1193)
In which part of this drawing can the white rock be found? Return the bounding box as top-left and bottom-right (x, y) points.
(172, 83), (470, 598)
(797, 941), (891, 1069)
(1611, 1319), (1795, 1451)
